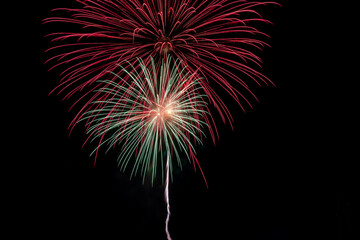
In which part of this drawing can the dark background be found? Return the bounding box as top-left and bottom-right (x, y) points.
(34, 1), (355, 239)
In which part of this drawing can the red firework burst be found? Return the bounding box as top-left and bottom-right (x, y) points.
(44, 0), (279, 128)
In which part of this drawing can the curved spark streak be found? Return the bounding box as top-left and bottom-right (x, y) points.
(165, 150), (172, 240)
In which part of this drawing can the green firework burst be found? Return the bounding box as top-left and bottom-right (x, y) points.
(77, 57), (210, 184)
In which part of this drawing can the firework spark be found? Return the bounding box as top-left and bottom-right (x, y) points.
(44, 0), (278, 126)
(77, 56), (209, 185)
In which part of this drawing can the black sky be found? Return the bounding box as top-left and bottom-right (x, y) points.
(35, 1), (354, 239)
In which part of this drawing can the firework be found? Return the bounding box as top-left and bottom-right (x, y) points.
(43, 2), (281, 238)
(77, 57), (209, 185)
(44, 0), (278, 126)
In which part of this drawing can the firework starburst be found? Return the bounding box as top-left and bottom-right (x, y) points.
(44, 0), (278, 126)
(77, 57), (209, 185)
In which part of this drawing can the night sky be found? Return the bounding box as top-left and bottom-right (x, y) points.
(35, 1), (354, 239)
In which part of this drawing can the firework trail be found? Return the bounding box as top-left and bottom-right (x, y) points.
(165, 150), (172, 240)
(44, 0), (279, 127)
